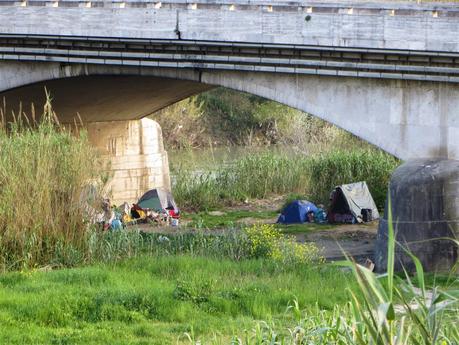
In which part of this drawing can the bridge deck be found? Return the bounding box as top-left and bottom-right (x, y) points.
(1, 34), (458, 83)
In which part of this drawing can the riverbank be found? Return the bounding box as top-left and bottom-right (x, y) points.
(1, 101), (457, 345)
(171, 149), (399, 212)
(151, 88), (356, 150)
(132, 200), (378, 264)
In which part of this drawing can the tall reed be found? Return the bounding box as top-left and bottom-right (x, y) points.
(0, 99), (105, 270)
(173, 149), (399, 211)
(307, 149), (399, 209)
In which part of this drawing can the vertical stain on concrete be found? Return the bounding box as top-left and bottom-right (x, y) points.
(438, 83), (449, 159)
(138, 119), (144, 155)
(399, 81), (408, 147)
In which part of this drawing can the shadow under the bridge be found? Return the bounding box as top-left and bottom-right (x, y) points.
(0, 75), (212, 123)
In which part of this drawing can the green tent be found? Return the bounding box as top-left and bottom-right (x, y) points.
(137, 188), (178, 212)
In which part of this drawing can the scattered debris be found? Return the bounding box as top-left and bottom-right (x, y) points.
(208, 211), (226, 216)
(363, 258), (375, 271)
(158, 235), (171, 243)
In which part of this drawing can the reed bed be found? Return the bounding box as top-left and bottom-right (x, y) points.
(0, 101), (106, 270)
(173, 149), (399, 211)
(0, 99), (327, 270)
(307, 149), (399, 209)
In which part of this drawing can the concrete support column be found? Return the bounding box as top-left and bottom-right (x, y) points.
(86, 118), (171, 205)
(375, 159), (459, 272)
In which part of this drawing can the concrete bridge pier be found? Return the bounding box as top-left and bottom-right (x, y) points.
(375, 159), (459, 272)
(85, 118), (171, 206)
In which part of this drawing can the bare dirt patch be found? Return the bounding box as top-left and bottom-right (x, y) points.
(297, 221), (378, 263)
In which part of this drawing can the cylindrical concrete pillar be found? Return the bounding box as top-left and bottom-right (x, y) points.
(375, 159), (459, 272)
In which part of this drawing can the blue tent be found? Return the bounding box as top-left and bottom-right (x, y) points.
(277, 200), (318, 224)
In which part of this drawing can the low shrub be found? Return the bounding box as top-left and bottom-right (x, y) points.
(244, 224), (282, 258)
(244, 224), (323, 265)
(271, 236), (324, 266)
(173, 279), (214, 304)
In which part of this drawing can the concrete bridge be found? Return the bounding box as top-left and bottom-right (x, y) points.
(0, 0), (458, 159)
(0, 0), (458, 269)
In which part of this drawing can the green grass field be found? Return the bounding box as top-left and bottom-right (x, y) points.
(1, 98), (457, 344)
(0, 255), (354, 344)
(276, 223), (336, 234)
(183, 210), (278, 229)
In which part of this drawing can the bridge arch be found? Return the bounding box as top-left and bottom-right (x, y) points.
(1, 60), (458, 160)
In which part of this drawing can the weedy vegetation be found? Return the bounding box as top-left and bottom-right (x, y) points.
(0, 254), (352, 344)
(173, 150), (399, 211)
(0, 209), (456, 344)
(0, 99), (108, 271)
(184, 209), (459, 345)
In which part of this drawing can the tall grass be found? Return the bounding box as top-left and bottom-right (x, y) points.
(0, 100), (106, 271)
(0, 99), (327, 270)
(173, 149), (399, 211)
(83, 224), (323, 267)
(307, 149), (399, 209)
(0, 255), (354, 344)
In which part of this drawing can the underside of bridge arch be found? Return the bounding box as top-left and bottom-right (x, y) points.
(0, 75), (212, 123)
(0, 61), (458, 160)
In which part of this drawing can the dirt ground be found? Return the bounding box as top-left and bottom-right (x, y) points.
(296, 222), (378, 263)
(129, 195), (378, 263)
(131, 218), (378, 264)
(232, 197), (379, 262)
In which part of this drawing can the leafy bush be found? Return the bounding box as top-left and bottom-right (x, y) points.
(271, 236), (324, 266)
(173, 279), (214, 304)
(244, 224), (282, 258)
(244, 224), (323, 265)
(149, 97), (207, 149)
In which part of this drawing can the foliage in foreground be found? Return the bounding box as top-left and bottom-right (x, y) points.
(186, 210), (459, 345)
(244, 224), (323, 266)
(0, 255), (353, 344)
(173, 149), (399, 211)
(0, 201), (323, 270)
(0, 226), (456, 345)
(0, 101), (106, 271)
